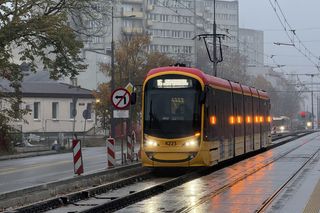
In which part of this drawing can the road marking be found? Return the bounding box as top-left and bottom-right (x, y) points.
(0, 160), (72, 175)
(0, 153), (108, 175)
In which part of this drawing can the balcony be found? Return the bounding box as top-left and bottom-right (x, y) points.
(122, 11), (144, 18)
(121, 0), (143, 4)
(147, 4), (155, 11)
(122, 27), (144, 34)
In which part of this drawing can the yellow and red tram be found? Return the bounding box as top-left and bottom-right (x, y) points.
(141, 66), (271, 167)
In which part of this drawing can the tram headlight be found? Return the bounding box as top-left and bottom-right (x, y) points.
(145, 140), (158, 147)
(185, 140), (197, 147)
(280, 126), (285, 131)
(307, 122), (312, 127)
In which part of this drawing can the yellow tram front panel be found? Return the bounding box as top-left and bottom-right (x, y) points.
(142, 134), (216, 167)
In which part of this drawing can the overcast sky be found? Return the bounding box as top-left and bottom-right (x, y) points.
(239, 0), (320, 77)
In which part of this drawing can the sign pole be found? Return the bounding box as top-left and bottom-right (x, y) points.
(110, 88), (131, 165)
(83, 118), (86, 146)
(121, 119), (124, 164)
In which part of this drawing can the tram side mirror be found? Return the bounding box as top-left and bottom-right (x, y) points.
(131, 92), (137, 105)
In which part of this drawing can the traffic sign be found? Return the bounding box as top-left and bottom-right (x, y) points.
(113, 110), (129, 118)
(111, 88), (131, 109)
(125, 83), (134, 94)
(82, 109), (91, 119)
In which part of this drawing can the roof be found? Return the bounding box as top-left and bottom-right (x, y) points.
(0, 71), (94, 99)
(21, 82), (94, 99)
(147, 66), (270, 100)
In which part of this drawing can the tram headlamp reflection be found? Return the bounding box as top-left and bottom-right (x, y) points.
(146, 140), (158, 147)
(185, 140), (197, 147)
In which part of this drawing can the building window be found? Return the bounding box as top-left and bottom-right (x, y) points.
(70, 102), (76, 119)
(34, 102), (40, 119)
(52, 102), (58, 119)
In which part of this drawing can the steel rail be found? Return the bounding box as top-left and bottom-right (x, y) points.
(78, 132), (314, 213)
(255, 147), (320, 212)
(10, 170), (152, 213)
(8, 131), (313, 213)
(176, 132), (316, 213)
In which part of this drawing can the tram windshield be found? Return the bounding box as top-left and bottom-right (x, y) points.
(144, 75), (202, 138)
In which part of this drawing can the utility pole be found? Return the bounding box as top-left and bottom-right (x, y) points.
(311, 74), (314, 129)
(193, 0), (224, 77)
(212, 0), (217, 76)
(110, 5), (115, 137)
(286, 73), (319, 130)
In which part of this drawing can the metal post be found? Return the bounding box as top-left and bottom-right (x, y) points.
(72, 97), (78, 137)
(311, 74), (314, 129)
(212, 0), (217, 77)
(317, 95), (319, 129)
(110, 6), (115, 138)
(83, 118), (87, 146)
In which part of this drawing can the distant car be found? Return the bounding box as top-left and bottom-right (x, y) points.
(27, 134), (41, 142)
(272, 116), (291, 135)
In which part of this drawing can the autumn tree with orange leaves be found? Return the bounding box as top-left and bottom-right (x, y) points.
(95, 34), (174, 132)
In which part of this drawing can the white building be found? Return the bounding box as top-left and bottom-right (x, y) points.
(147, 0), (196, 66)
(1, 75), (96, 134)
(196, 0), (239, 49)
(239, 28), (264, 67)
(74, 0), (240, 89)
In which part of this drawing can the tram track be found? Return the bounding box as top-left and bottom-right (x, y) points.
(6, 131), (314, 213)
(255, 147), (320, 212)
(175, 132), (318, 213)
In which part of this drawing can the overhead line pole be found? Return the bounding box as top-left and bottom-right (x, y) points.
(110, 5), (115, 138)
(212, 0), (217, 77)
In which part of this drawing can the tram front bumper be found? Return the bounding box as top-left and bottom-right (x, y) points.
(142, 151), (205, 167)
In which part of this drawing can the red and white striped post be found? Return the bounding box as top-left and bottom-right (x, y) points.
(107, 137), (116, 168)
(72, 135), (84, 175)
(127, 135), (133, 162)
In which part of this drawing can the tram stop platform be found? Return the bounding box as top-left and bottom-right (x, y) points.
(264, 133), (320, 213)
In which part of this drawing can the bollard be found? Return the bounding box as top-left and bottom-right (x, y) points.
(127, 135), (133, 162)
(107, 137), (116, 168)
(72, 135), (84, 175)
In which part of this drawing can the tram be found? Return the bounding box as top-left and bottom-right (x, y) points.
(271, 116), (291, 135)
(141, 66), (271, 167)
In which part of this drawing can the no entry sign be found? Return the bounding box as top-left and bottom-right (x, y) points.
(111, 88), (131, 109)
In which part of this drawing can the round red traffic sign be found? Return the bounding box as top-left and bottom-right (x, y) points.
(111, 88), (131, 109)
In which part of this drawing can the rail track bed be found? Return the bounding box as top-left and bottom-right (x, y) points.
(6, 131), (316, 213)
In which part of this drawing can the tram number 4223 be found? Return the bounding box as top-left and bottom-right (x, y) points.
(165, 141), (177, 146)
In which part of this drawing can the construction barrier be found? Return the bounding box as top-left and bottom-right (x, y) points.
(127, 131), (136, 162)
(107, 137), (116, 168)
(72, 136), (84, 175)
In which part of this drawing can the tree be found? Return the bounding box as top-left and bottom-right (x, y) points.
(98, 33), (174, 132)
(0, 0), (110, 149)
(195, 42), (251, 85)
(252, 75), (302, 118)
(217, 47), (250, 85)
(92, 83), (111, 133)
